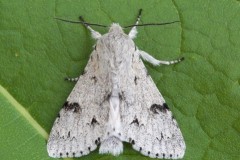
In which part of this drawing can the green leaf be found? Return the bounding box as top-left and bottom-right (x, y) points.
(1, 0), (240, 160)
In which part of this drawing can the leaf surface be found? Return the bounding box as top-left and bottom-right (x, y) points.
(0, 0), (240, 160)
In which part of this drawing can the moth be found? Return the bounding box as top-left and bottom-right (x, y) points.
(47, 9), (186, 159)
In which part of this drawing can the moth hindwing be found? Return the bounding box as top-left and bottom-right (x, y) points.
(47, 9), (185, 159)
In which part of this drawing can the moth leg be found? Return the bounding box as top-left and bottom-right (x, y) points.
(139, 50), (184, 66)
(79, 16), (102, 39)
(64, 77), (79, 82)
(128, 9), (142, 39)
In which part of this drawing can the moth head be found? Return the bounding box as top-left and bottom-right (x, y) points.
(109, 23), (124, 33)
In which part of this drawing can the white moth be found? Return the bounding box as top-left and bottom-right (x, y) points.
(48, 9), (186, 159)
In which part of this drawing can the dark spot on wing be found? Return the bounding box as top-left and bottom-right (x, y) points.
(67, 131), (70, 138)
(72, 103), (81, 113)
(102, 93), (111, 104)
(95, 140), (98, 145)
(132, 53), (135, 62)
(88, 147), (91, 151)
(63, 101), (69, 108)
(120, 91), (126, 101)
(148, 151), (150, 155)
(150, 103), (169, 114)
(63, 101), (81, 113)
(71, 136), (76, 141)
(57, 113), (60, 118)
(60, 152), (62, 157)
(131, 140), (135, 145)
(130, 116), (139, 126)
(119, 93), (123, 100)
(139, 147), (142, 151)
(134, 76), (138, 85)
(73, 152), (75, 157)
(91, 76), (97, 83)
(66, 152), (69, 156)
(91, 117), (99, 126)
(163, 103), (169, 110)
(161, 132), (164, 139)
(107, 93), (111, 100)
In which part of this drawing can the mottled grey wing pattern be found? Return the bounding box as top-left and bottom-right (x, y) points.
(121, 51), (186, 159)
(47, 51), (109, 158)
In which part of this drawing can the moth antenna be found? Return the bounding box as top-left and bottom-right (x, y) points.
(54, 17), (107, 27)
(54, 16), (103, 39)
(124, 20), (180, 28)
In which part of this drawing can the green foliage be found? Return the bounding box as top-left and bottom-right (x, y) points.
(0, 0), (240, 160)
